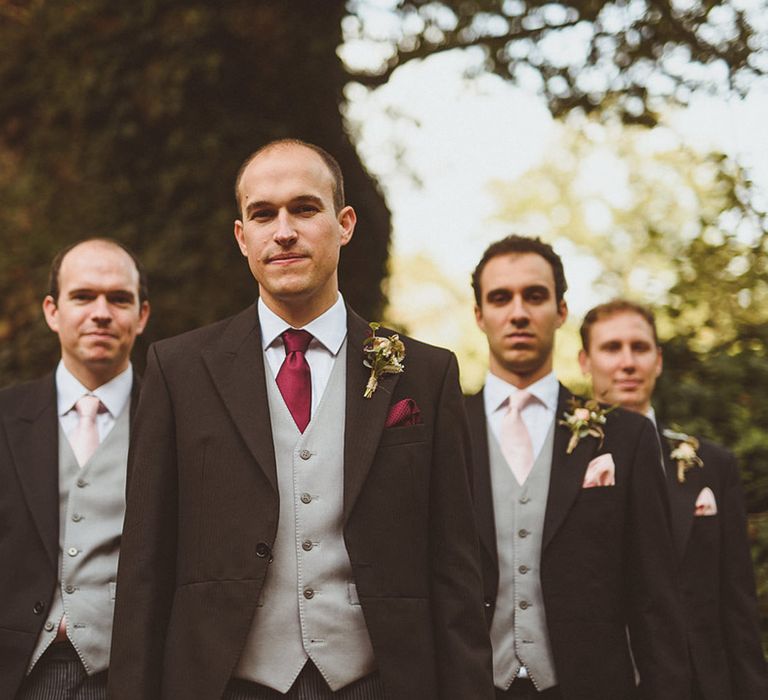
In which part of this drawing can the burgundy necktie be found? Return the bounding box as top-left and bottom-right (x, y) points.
(276, 329), (313, 433)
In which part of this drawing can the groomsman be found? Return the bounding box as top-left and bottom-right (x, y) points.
(0, 239), (150, 699)
(108, 139), (493, 699)
(579, 299), (768, 700)
(466, 234), (688, 699)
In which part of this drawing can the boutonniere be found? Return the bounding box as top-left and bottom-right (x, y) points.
(662, 428), (704, 483)
(362, 322), (405, 398)
(559, 397), (615, 454)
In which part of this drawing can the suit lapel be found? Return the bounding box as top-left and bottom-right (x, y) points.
(343, 309), (402, 521)
(659, 426), (699, 557)
(202, 305), (278, 493)
(543, 386), (599, 551)
(4, 375), (60, 567)
(465, 390), (498, 568)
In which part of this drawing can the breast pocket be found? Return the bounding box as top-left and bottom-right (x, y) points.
(378, 424), (428, 448)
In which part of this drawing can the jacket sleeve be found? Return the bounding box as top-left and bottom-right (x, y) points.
(108, 344), (178, 699)
(719, 451), (768, 700)
(626, 418), (691, 700)
(429, 353), (495, 699)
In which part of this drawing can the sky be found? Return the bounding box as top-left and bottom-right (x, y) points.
(340, 41), (768, 387)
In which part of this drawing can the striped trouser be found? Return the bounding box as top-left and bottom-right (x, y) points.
(16, 642), (107, 700)
(223, 661), (385, 700)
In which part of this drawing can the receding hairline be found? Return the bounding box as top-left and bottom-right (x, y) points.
(235, 140), (342, 214)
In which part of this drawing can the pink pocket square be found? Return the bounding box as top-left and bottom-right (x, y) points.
(694, 487), (717, 516)
(385, 398), (422, 428)
(582, 453), (616, 488)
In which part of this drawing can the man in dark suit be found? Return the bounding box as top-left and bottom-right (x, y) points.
(108, 139), (493, 700)
(0, 239), (150, 699)
(578, 298), (768, 700)
(465, 234), (689, 700)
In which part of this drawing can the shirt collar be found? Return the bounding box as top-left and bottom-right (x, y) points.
(645, 406), (657, 427)
(484, 370), (560, 415)
(258, 293), (347, 356)
(55, 360), (133, 418)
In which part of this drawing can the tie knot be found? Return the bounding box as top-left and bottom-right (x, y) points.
(507, 390), (532, 414)
(281, 329), (313, 355)
(75, 395), (102, 420)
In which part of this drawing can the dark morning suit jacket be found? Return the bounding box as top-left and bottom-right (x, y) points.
(659, 430), (768, 700)
(107, 304), (494, 700)
(466, 385), (690, 700)
(0, 373), (140, 699)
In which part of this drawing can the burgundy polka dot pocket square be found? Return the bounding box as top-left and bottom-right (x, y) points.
(384, 398), (422, 428)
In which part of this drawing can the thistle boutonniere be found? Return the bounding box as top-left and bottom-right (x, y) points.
(559, 397), (615, 454)
(662, 428), (704, 483)
(362, 322), (405, 398)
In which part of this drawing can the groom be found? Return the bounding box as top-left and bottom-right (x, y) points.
(108, 139), (493, 700)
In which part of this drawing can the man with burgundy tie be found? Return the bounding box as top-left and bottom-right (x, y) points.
(0, 239), (150, 699)
(465, 235), (689, 699)
(578, 299), (768, 700)
(108, 139), (493, 700)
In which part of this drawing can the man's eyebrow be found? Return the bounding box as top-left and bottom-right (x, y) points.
(244, 195), (324, 217)
(67, 287), (136, 299)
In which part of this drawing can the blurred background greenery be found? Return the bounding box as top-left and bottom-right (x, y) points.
(1, 0), (766, 648)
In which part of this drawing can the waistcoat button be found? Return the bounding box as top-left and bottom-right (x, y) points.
(518, 529), (529, 538)
(72, 513), (82, 522)
(302, 540), (313, 552)
(303, 588), (315, 599)
(67, 547), (79, 557)
(299, 449), (312, 460)
(65, 585), (75, 594)
(76, 478), (87, 488)
(519, 600), (530, 610)
(519, 565), (529, 574)
(44, 621), (54, 631)
(300, 493), (312, 504)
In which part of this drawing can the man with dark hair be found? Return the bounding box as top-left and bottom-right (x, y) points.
(108, 139), (493, 700)
(465, 234), (688, 699)
(0, 238), (150, 699)
(579, 299), (768, 700)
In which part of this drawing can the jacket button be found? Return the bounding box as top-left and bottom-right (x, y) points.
(33, 601), (45, 614)
(303, 588), (315, 600)
(255, 542), (271, 558)
(299, 449), (311, 460)
(484, 600), (493, 608)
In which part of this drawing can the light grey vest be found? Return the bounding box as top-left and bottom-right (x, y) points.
(234, 341), (376, 692)
(488, 420), (558, 691)
(29, 404), (129, 674)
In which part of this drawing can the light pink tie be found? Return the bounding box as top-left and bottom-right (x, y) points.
(70, 395), (102, 467)
(500, 391), (534, 485)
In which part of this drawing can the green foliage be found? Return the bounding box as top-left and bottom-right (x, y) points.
(0, 0), (391, 385)
(347, 0), (766, 124)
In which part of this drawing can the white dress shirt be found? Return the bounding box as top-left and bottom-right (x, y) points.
(258, 294), (347, 414)
(56, 361), (133, 442)
(483, 370), (560, 461)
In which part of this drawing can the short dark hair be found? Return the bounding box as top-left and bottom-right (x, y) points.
(47, 238), (149, 305)
(234, 138), (345, 215)
(580, 299), (659, 351)
(471, 234), (567, 306)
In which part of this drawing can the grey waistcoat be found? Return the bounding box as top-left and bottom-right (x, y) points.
(29, 403), (129, 674)
(488, 419), (558, 691)
(234, 341), (376, 692)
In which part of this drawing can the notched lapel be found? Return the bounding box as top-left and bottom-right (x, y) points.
(202, 306), (278, 493)
(5, 375), (60, 568)
(543, 387), (599, 551)
(466, 391), (498, 567)
(343, 310), (402, 521)
(661, 431), (700, 557)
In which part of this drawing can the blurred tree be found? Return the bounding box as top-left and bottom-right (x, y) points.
(0, 0), (391, 385)
(346, 0), (767, 125)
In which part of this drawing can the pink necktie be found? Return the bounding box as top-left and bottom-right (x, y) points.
(276, 329), (313, 433)
(500, 391), (534, 485)
(70, 395), (102, 467)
